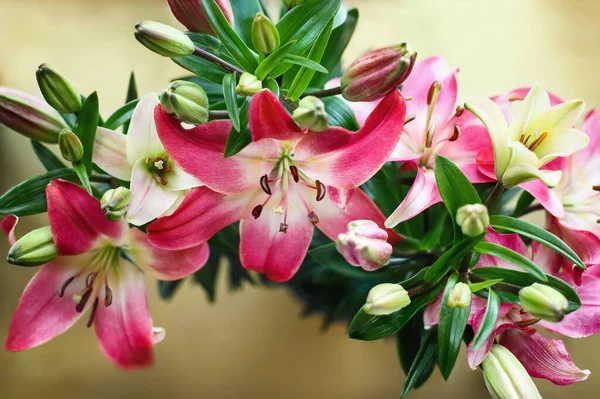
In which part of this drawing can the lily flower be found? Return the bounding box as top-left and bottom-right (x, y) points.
(465, 85), (588, 188)
(384, 57), (495, 228)
(2, 179), (208, 368)
(93, 93), (202, 226)
(147, 89), (405, 282)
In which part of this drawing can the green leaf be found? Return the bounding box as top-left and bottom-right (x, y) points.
(490, 215), (585, 270)
(222, 73), (240, 131)
(400, 328), (438, 399)
(322, 96), (360, 131)
(475, 242), (548, 281)
(438, 274), (470, 380)
(283, 54), (329, 74)
(0, 169), (79, 216)
(229, 0), (264, 47)
(424, 237), (482, 284)
(104, 99), (139, 131)
(224, 100), (251, 157)
(31, 140), (66, 171)
(471, 288), (500, 350)
(472, 267), (581, 312)
(309, 243), (391, 280)
(264, 78), (280, 96)
(201, 0), (258, 72)
(72, 92), (99, 175)
(469, 278), (504, 293)
(513, 190), (535, 217)
(349, 284), (443, 341)
(254, 41), (296, 80)
(124, 72), (138, 133)
(158, 279), (184, 300)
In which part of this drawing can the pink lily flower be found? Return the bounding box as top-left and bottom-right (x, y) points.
(94, 93), (202, 226)
(384, 57), (494, 228)
(424, 228), (592, 385)
(2, 179), (208, 368)
(146, 89), (406, 282)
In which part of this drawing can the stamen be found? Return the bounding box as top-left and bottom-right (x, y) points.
(85, 272), (97, 288)
(87, 297), (99, 328)
(104, 285), (113, 307)
(252, 205), (263, 219)
(455, 105), (465, 117)
(274, 205), (285, 214)
(404, 115), (416, 125)
(427, 81), (443, 105)
(449, 124), (460, 142)
(152, 172), (168, 186)
(154, 160), (164, 170)
(58, 276), (75, 297)
(75, 287), (93, 312)
(289, 165), (299, 183)
(519, 134), (526, 144)
(515, 318), (540, 328)
(425, 124), (436, 148)
(145, 157), (152, 166)
(528, 132), (548, 152)
(593, 185), (600, 192)
(423, 81), (442, 148)
(308, 211), (319, 226)
(260, 174), (272, 195)
(279, 223), (289, 233)
(315, 180), (326, 201)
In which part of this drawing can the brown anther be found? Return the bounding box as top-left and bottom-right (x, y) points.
(145, 157), (152, 166)
(519, 134), (526, 144)
(426, 81), (443, 105)
(449, 124), (461, 142)
(404, 115), (416, 125)
(162, 155), (170, 163)
(58, 276), (75, 297)
(279, 223), (289, 233)
(597, 218), (600, 224)
(308, 211), (319, 226)
(593, 185), (600, 192)
(425, 124), (436, 148)
(260, 174), (272, 195)
(152, 172), (168, 186)
(87, 297), (99, 328)
(104, 285), (113, 307)
(515, 318), (540, 328)
(315, 180), (326, 201)
(85, 272), (97, 288)
(508, 95), (524, 102)
(163, 165), (172, 173)
(75, 287), (93, 313)
(252, 205), (263, 219)
(289, 165), (300, 183)
(528, 132), (548, 152)
(405, 96), (413, 101)
(455, 105), (465, 117)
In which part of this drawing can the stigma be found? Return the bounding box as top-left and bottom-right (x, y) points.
(146, 155), (172, 185)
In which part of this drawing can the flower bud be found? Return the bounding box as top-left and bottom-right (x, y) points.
(482, 344), (542, 399)
(236, 73), (263, 97)
(282, 0), (305, 7)
(292, 96), (329, 132)
(519, 283), (569, 322)
(35, 64), (82, 114)
(58, 129), (84, 164)
(341, 43), (417, 102)
(364, 283), (410, 316)
(7, 226), (58, 266)
(101, 187), (131, 221)
(134, 21), (195, 58)
(447, 282), (472, 309)
(167, 0), (234, 34)
(252, 13), (280, 55)
(336, 220), (392, 271)
(161, 80), (209, 125)
(0, 87), (68, 143)
(455, 203), (489, 237)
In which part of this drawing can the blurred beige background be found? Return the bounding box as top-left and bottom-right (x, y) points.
(1, 0), (600, 398)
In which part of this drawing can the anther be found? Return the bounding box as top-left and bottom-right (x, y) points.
(104, 285), (113, 307)
(308, 211), (319, 226)
(427, 81), (443, 105)
(58, 276), (75, 297)
(75, 287), (93, 313)
(260, 174), (272, 195)
(425, 124), (436, 148)
(515, 318), (540, 328)
(528, 132), (548, 152)
(252, 205), (263, 219)
(85, 272), (97, 288)
(455, 105), (465, 117)
(404, 115), (416, 125)
(145, 157), (152, 166)
(289, 165), (299, 183)
(593, 185), (600, 192)
(449, 124), (460, 142)
(315, 180), (326, 201)
(279, 223), (289, 233)
(152, 172), (168, 186)
(87, 297), (99, 328)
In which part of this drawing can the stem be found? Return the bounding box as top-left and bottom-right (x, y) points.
(208, 110), (230, 120)
(468, 274), (521, 295)
(407, 284), (433, 298)
(300, 86), (342, 99)
(519, 203), (544, 216)
(279, 94), (298, 111)
(193, 47), (244, 75)
(484, 182), (506, 208)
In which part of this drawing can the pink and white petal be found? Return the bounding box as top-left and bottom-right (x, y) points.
(520, 179), (565, 218)
(499, 329), (590, 385)
(165, 164), (203, 191)
(94, 263), (154, 369)
(467, 322), (517, 370)
(162, 190), (188, 218)
(501, 87), (563, 108)
(531, 240), (564, 275)
(467, 303), (515, 369)
(326, 78), (377, 128)
(126, 159), (181, 226)
(1, 214), (19, 245)
(327, 186), (355, 210)
(152, 327), (166, 344)
(552, 217), (600, 266)
(5, 257), (88, 351)
(577, 109), (600, 159)
(47, 179), (127, 255)
(294, 91), (406, 188)
(126, 94), (163, 163)
(476, 146), (497, 181)
(423, 293), (443, 329)
(249, 89), (305, 142)
(128, 228), (209, 281)
(385, 166), (441, 228)
(477, 227), (529, 269)
(147, 187), (247, 250)
(93, 127), (132, 181)
(155, 106), (276, 194)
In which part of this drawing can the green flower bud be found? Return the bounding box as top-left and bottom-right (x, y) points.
(101, 187), (131, 221)
(519, 283), (569, 322)
(135, 21), (195, 58)
(236, 72), (262, 96)
(161, 80), (209, 125)
(35, 64), (82, 114)
(58, 129), (84, 164)
(282, 0), (305, 8)
(482, 344), (541, 399)
(7, 226), (58, 266)
(456, 203), (489, 237)
(448, 282), (472, 309)
(252, 12), (280, 55)
(364, 283), (410, 316)
(292, 96), (329, 132)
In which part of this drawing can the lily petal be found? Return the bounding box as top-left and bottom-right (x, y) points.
(507, 85), (551, 142)
(249, 89), (305, 142)
(93, 127), (131, 181)
(520, 179), (565, 218)
(467, 303), (516, 369)
(126, 93), (163, 163)
(550, 216), (600, 266)
(164, 163), (203, 191)
(502, 142), (562, 187)
(536, 128), (589, 166)
(327, 186), (355, 210)
(1, 214), (19, 245)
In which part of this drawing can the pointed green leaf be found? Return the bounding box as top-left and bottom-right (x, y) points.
(424, 236), (482, 284)
(475, 241), (547, 281)
(223, 73), (240, 131)
(468, 278), (504, 293)
(400, 328), (438, 399)
(471, 288), (500, 350)
(229, 0), (265, 47)
(322, 96), (359, 131)
(31, 140), (66, 171)
(283, 54), (329, 74)
(224, 100), (251, 157)
(72, 92), (99, 175)
(104, 99), (140, 131)
(254, 41), (296, 80)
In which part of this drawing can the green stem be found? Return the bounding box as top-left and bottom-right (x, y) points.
(209, 110), (230, 120)
(484, 182), (506, 208)
(468, 274), (521, 295)
(300, 86), (342, 99)
(193, 47), (244, 75)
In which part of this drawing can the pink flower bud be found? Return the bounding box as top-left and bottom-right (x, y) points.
(168, 0), (234, 34)
(341, 43), (417, 102)
(336, 220), (393, 271)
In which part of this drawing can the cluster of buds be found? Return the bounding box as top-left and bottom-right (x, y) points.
(364, 283), (410, 316)
(167, 0), (234, 34)
(236, 73), (263, 97)
(519, 283), (569, 322)
(448, 282), (472, 309)
(482, 344), (541, 399)
(7, 226), (58, 266)
(161, 80), (210, 125)
(335, 220), (392, 271)
(292, 96), (329, 132)
(36, 64), (82, 114)
(456, 203), (489, 237)
(100, 187), (131, 222)
(58, 129), (84, 164)
(252, 12), (280, 55)
(135, 21), (195, 58)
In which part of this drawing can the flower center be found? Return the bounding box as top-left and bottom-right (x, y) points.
(518, 130), (548, 152)
(146, 155), (172, 185)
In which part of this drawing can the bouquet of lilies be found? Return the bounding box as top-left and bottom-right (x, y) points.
(1, 0), (599, 397)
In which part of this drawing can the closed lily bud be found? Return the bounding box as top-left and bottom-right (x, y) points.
(236, 73), (262, 97)
(448, 282), (472, 309)
(36, 64), (82, 114)
(252, 13), (280, 55)
(519, 283), (569, 322)
(282, 0), (305, 7)
(0, 87), (68, 143)
(101, 187), (131, 221)
(341, 43), (417, 102)
(161, 80), (209, 125)
(292, 96), (329, 132)
(135, 21), (195, 58)
(336, 220), (392, 271)
(58, 129), (84, 164)
(456, 203), (489, 237)
(7, 226), (58, 266)
(482, 344), (542, 399)
(364, 283), (410, 316)
(167, 0), (234, 34)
